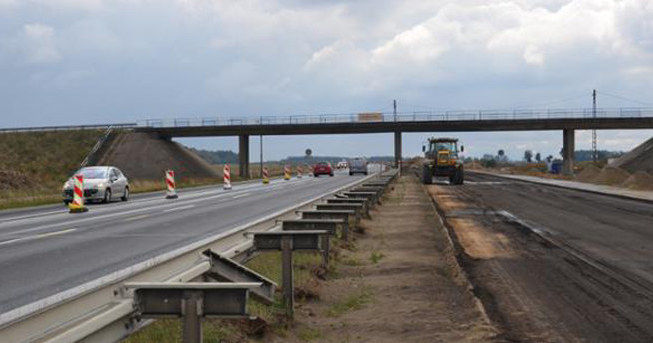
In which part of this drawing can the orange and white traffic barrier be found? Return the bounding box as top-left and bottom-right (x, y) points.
(283, 164), (291, 180)
(223, 164), (232, 190)
(166, 170), (178, 199)
(262, 166), (270, 184)
(297, 165), (303, 178)
(308, 164), (314, 177)
(69, 174), (88, 213)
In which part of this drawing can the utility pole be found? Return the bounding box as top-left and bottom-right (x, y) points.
(592, 89), (597, 163)
(260, 135), (263, 178)
(393, 99), (397, 121)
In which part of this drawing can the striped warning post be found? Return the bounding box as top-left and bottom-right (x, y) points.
(223, 164), (232, 190)
(297, 165), (303, 178)
(262, 166), (270, 184)
(283, 164), (291, 180)
(165, 170), (178, 199)
(69, 174), (88, 213)
(308, 164), (314, 177)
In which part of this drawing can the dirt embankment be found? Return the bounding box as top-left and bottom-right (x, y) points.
(97, 132), (219, 180)
(610, 136), (653, 174)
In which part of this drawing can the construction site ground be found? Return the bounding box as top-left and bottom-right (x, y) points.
(272, 174), (496, 343)
(427, 172), (653, 342)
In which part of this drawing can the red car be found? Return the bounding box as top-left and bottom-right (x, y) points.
(313, 161), (334, 177)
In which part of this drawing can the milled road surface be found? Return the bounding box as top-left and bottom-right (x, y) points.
(428, 171), (653, 342)
(0, 172), (367, 315)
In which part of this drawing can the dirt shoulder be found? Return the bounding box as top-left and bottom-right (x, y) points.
(274, 175), (497, 343)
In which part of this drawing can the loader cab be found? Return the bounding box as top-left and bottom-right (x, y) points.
(425, 139), (460, 158)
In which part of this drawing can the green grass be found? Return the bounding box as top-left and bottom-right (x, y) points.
(325, 286), (374, 317)
(297, 327), (323, 341)
(0, 130), (104, 209)
(369, 251), (385, 264)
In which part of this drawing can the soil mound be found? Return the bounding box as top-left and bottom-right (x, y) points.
(592, 167), (630, 186)
(97, 132), (219, 180)
(621, 171), (653, 191)
(576, 165), (601, 182)
(610, 137), (653, 174)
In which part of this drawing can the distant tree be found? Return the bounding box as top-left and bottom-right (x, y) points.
(480, 154), (497, 168)
(535, 152), (541, 162)
(546, 155), (554, 163)
(524, 150), (533, 162)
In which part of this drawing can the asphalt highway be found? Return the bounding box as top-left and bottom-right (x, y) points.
(461, 171), (653, 286)
(0, 172), (367, 314)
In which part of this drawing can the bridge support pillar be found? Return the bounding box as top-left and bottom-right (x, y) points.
(394, 131), (402, 168)
(562, 129), (575, 175)
(239, 135), (250, 178)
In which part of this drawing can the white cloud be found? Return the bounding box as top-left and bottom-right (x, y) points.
(23, 23), (61, 63)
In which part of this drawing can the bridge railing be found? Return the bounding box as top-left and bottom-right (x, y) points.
(1, 108), (651, 132)
(136, 107), (653, 128)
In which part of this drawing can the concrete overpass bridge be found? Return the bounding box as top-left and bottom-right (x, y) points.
(134, 107), (653, 176)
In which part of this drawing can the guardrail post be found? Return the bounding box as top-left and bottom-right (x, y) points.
(182, 290), (202, 343)
(281, 235), (294, 318)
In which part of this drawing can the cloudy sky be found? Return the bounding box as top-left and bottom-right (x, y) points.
(1, 0), (652, 160)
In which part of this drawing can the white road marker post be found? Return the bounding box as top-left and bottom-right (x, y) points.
(283, 164), (291, 181)
(68, 174), (88, 213)
(165, 170), (178, 199)
(223, 164), (232, 190)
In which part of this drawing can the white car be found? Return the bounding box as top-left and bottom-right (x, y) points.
(62, 166), (130, 205)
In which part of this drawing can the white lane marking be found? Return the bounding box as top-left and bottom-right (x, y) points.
(162, 205), (196, 213)
(0, 175), (331, 237)
(124, 214), (152, 222)
(0, 228), (77, 247)
(0, 179), (283, 226)
(0, 186), (263, 236)
(0, 210), (65, 224)
(232, 193), (251, 199)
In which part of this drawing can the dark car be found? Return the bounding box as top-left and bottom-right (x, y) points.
(313, 161), (334, 177)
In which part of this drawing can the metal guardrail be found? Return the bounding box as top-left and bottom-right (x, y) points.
(1, 107), (651, 132)
(137, 107), (653, 128)
(80, 127), (115, 167)
(0, 171), (392, 343)
(0, 123), (137, 133)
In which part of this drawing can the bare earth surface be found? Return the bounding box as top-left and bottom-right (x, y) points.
(427, 174), (653, 342)
(275, 175), (497, 343)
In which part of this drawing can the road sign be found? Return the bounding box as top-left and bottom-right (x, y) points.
(305, 148), (312, 156)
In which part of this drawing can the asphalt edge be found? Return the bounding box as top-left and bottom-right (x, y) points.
(413, 172), (497, 334)
(469, 170), (653, 205)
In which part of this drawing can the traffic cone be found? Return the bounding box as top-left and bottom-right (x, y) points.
(223, 164), (232, 190)
(69, 174), (89, 213)
(165, 170), (178, 199)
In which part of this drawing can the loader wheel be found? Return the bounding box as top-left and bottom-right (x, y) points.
(453, 167), (464, 185)
(422, 164), (432, 184)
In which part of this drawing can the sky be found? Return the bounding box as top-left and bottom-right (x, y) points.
(1, 0), (652, 160)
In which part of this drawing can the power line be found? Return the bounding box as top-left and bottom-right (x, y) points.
(595, 90), (653, 106)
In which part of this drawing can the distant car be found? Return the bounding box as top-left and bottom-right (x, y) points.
(62, 166), (130, 205)
(348, 157), (368, 175)
(313, 162), (334, 177)
(336, 161), (348, 169)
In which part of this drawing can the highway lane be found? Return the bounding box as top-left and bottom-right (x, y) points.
(0, 172), (367, 314)
(460, 171), (653, 286)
